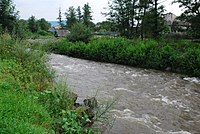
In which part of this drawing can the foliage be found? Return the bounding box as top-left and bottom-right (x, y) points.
(39, 83), (76, 118)
(67, 22), (92, 43)
(28, 16), (40, 33)
(77, 6), (82, 22)
(0, 88), (52, 134)
(95, 21), (116, 32)
(142, 6), (166, 38)
(38, 18), (51, 31)
(57, 7), (65, 28)
(0, 34), (53, 91)
(64, 3), (94, 30)
(61, 110), (96, 134)
(65, 6), (77, 29)
(14, 19), (31, 39)
(189, 14), (200, 38)
(173, 0), (200, 38)
(106, 0), (166, 38)
(173, 0), (200, 16)
(0, 35), (53, 133)
(39, 82), (97, 133)
(37, 30), (52, 36)
(82, 3), (93, 27)
(44, 37), (200, 77)
(0, 34), (98, 133)
(0, 0), (18, 33)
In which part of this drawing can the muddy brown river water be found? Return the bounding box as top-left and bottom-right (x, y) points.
(49, 54), (200, 134)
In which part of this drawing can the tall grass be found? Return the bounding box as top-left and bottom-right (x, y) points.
(0, 34), (53, 91)
(0, 34), (98, 133)
(42, 37), (200, 77)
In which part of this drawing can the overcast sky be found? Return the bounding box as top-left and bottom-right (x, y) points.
(13, 0), (183, 23)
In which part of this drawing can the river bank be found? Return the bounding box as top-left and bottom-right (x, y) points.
(0, 35), (98, 134)
(39, 37), (200, 77)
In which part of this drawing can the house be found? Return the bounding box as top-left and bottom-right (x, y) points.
(48, 27), (56, 33)
(164, 12), (177, 26)
(164, 13), (190, 33)
(54, 29), (70, 37)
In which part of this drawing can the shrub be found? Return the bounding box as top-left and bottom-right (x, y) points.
(0, 34), (53, 91)
(42, 37), (200, 77)
(67, 22), (92, 43)
(37, 30), (52, 36)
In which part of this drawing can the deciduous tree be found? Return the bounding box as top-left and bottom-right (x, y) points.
(28, 16), (39, 33)
(0, 0), (18, 33)
(38, 18), (51, 31)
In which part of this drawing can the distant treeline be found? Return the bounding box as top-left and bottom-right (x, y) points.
(0, 0), (51, 38)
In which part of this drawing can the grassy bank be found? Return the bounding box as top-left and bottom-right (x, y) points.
(0, 34), (97, 133)
(41, 37), (200, 77)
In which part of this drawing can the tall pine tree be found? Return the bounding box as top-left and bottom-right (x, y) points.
(82, 3), (93, 27)
(65, 6), (77, 29)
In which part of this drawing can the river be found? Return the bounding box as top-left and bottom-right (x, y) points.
(49, 53), (200, 134)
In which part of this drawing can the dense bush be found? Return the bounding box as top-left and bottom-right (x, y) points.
(43, 37), (200, 77)
(67, 22), (92, 43)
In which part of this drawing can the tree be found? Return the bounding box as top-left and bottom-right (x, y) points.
(28, 16), (39, 33)
(14, 19), (31, 39)
(138, 0), (150, 39)
(141, 6), (165, 38)
(173, 0), (200, 38)
(107, 0), (166, 38)
(107, 0), (140, 37)
(77, 6), (82, 22)
(82, 3), (93, 27)
(57, 7), (64, 28)
(95, 21), (116, 32)
(38, 18), (51, 31)
(65, 6), (77, 29)
(173, 0), (200, 16)
(67, 22), (91, 43)
(0, 0), (18, 33)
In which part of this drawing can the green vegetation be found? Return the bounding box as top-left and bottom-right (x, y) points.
(0, 88), (52, 134)
(41, 37), (200, 77)
(0, 0), (18, 33)
(0, 0), (51, 39)
(0, 34), (97, 133)
(106, 0), (166, 38)
(173, 0), (200, 38)
(0, 34), (52, 133)
(67, 22), (92, 43)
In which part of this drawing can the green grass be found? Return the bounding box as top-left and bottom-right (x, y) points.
(0, 34), (98, 134)
(0, 89), (52, 134)
(41, 37), (200, 77)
